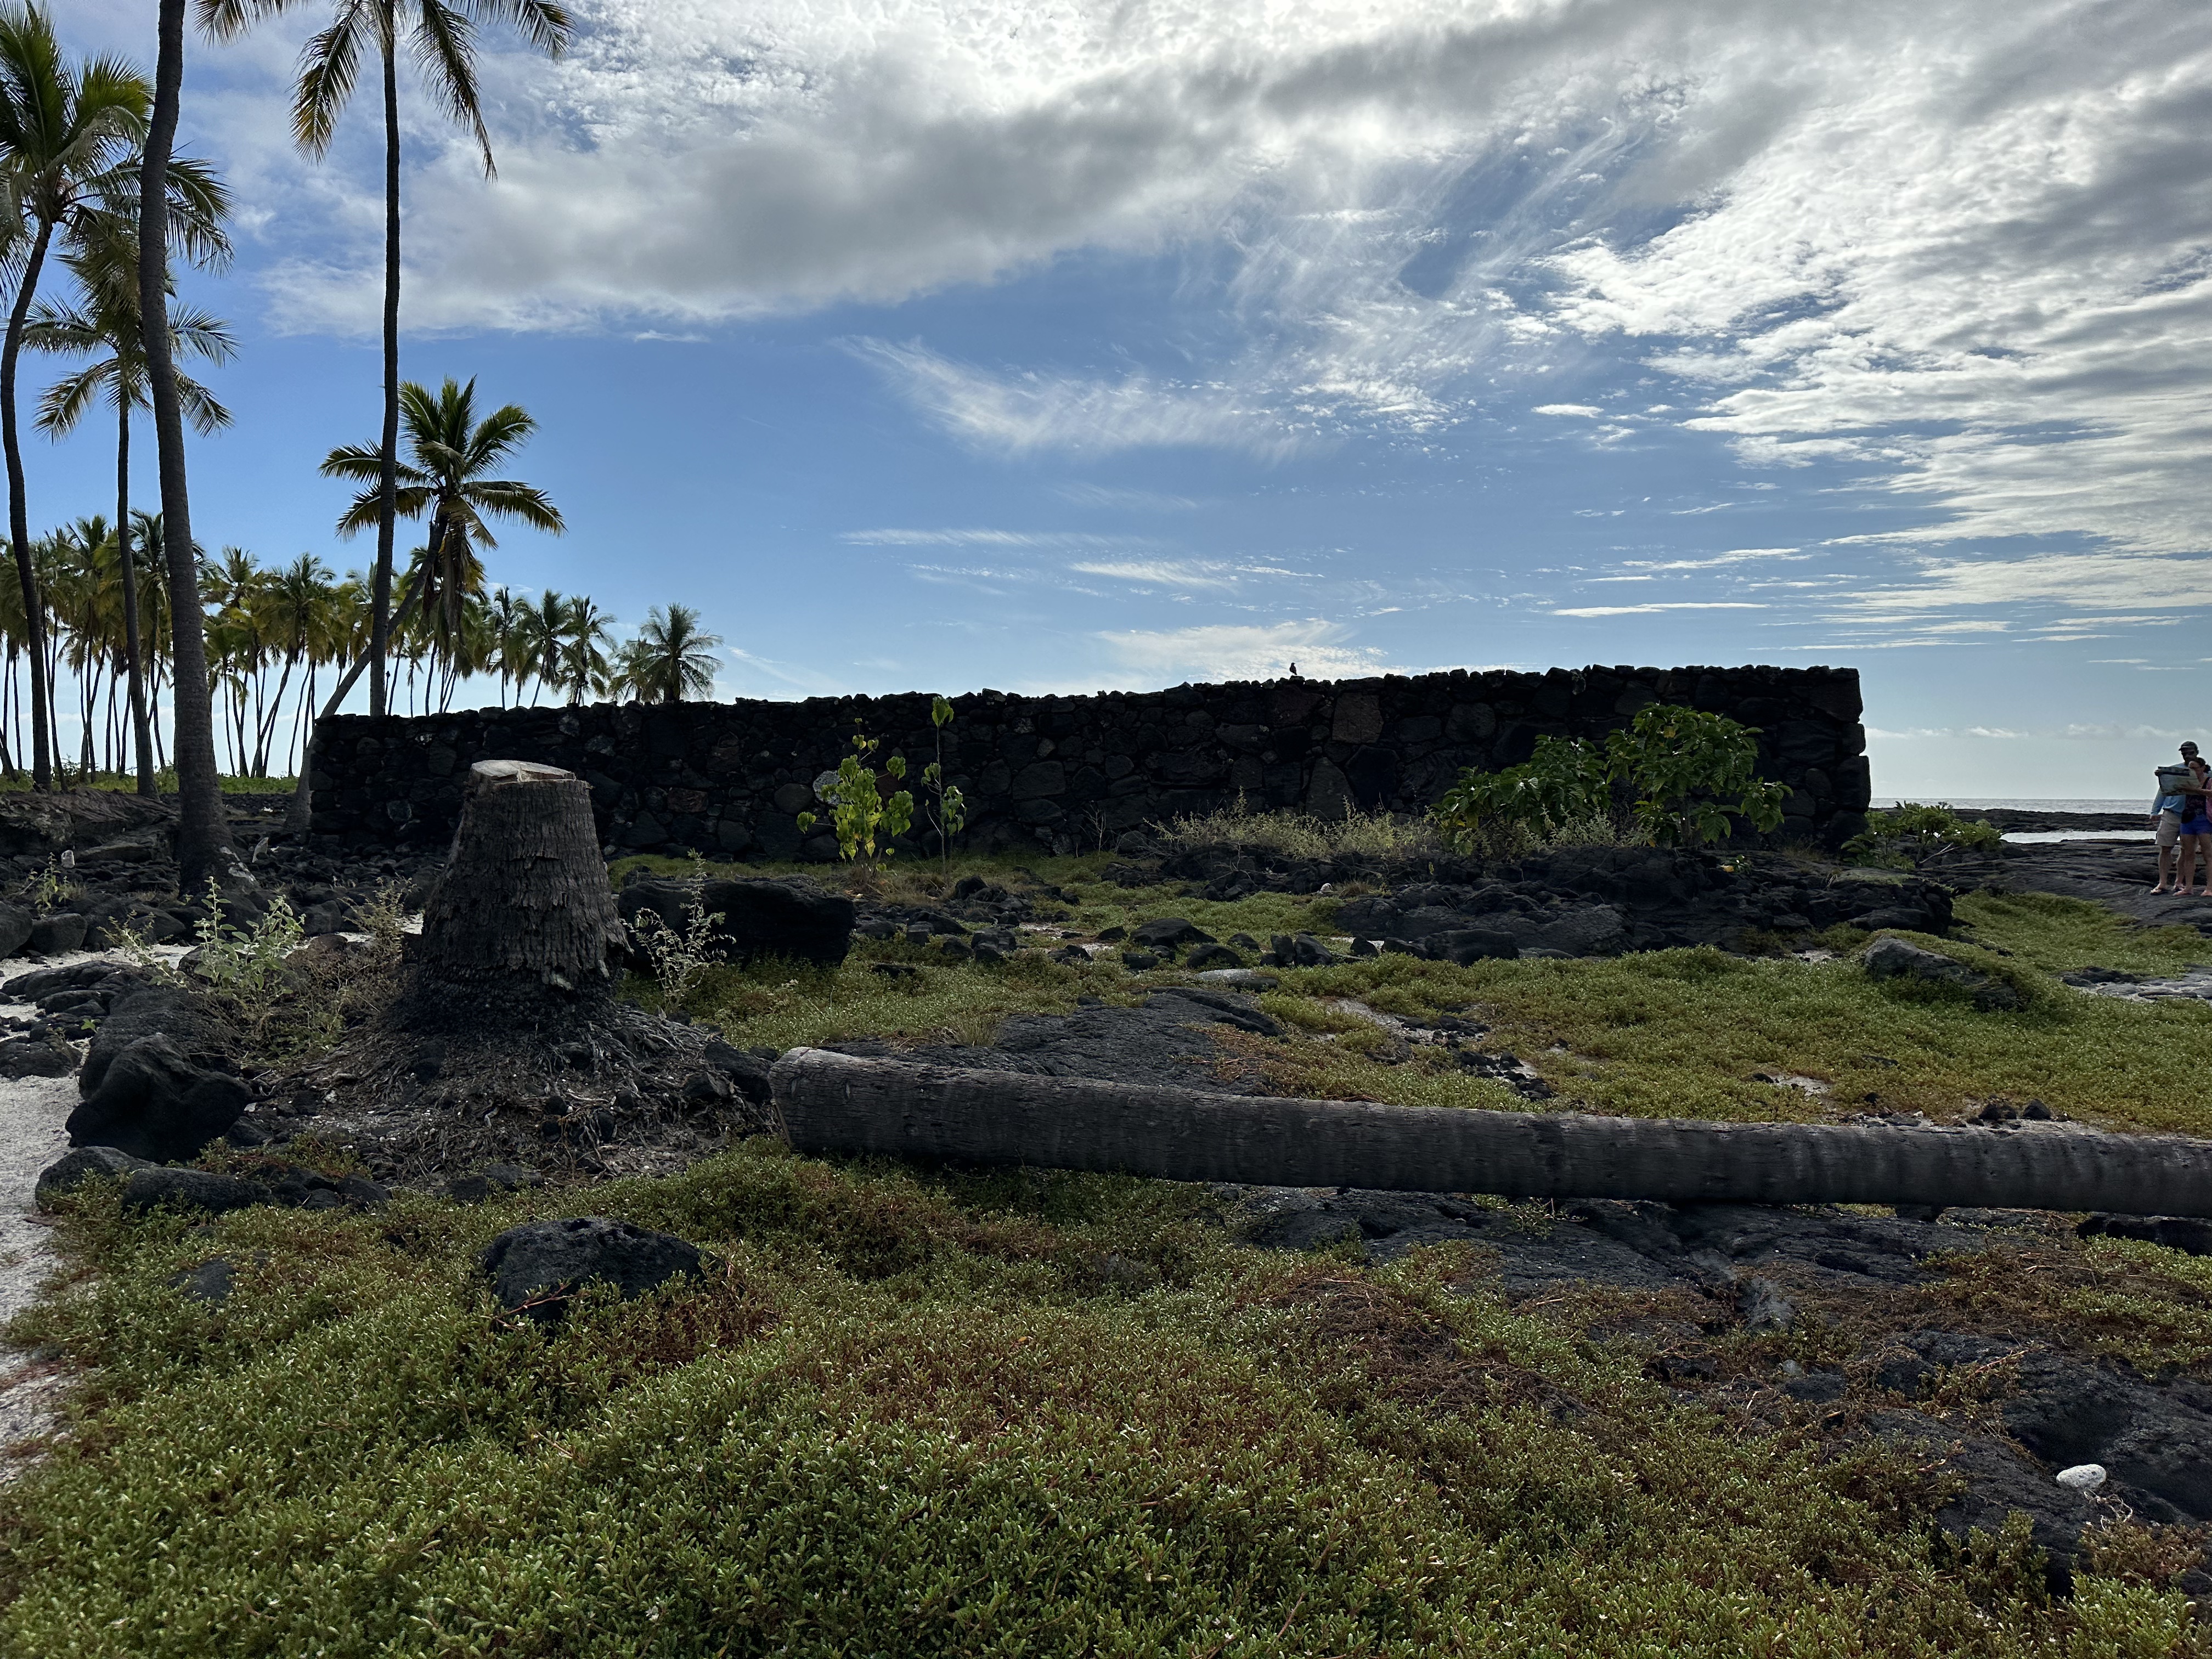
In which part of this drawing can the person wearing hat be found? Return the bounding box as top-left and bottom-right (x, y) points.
(2151, 741), (2205, 893)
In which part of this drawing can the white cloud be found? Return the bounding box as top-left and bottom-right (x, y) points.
(841, 527), (1153, 548)
(1844, 554), (2212, 614)
(1618, 547), (1805, 571)
(1551, 602), (1768, 617)
(1098, 619), (1391, 682)
(108, 0), (2209, 592)
(1054, 482), (1200, 511)
(1069, 560), (1240, 591)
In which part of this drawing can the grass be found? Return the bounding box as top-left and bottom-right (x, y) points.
(9, 1148), (2204, 1656)
(10, 866), (2212, 1651)
(0, 770), (296, 795)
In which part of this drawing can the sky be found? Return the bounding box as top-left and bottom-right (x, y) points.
(45, 0), (2212, 799)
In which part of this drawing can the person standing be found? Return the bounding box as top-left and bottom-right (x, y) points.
(2179, 754), (2212, 896)
(2151, 742), (2201, 893)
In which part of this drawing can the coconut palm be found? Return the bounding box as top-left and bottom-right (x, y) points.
(134, 1), (245, 883)
(556, 595), (612, 706)
(0, 6), (145, 791)
(321, 375), (562, 706)
(619, 604), (721, 704)
(513, 586), (565, 704)
(27, 230), (232, 791)
(483, 583), (524, 706)
(204, 0), (571, 724)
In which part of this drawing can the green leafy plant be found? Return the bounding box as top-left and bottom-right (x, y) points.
(185, 878), (304, 1015)
(1608, 704), (1791, 847)
(922, 694), (969, 877)
(25, 856), (80, 917)
(1432, 704), (1790, 855)
(634, 857), (727, 1009)
(1432, 735), (1615, 856)
(354, 879), (414, 953)
(797, 722), (916, 865)
(1843, 802), (2002, 867)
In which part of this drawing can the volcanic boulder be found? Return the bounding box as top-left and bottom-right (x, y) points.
(619, 875), (855, 969)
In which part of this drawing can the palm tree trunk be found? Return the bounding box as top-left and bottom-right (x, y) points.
(366, 33), (402, 723)
(2, 216), (55, 794)
(116, 407), (156, 795)
(770, 1050), (2212, 1220)
(140, 0), (238, 888)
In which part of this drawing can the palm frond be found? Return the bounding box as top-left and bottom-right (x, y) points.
(460, 478), (564, 534)
(291, 1), (375, 159)
(407, 0), (495, 174)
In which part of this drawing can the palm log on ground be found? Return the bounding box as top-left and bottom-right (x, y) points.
(771, 1048), (2212, 1218)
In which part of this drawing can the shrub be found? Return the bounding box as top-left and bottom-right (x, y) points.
(1432, 704), (1790, 855)
(1843, 803), (2002, 867)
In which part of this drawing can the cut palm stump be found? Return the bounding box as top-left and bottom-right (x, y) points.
(413, 759), (627, 1007)
(268, 759), (760, 1181)
(771, 1048), (2212, 1217)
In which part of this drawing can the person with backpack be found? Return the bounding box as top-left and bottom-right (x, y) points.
(2152, 741), (2206, 893)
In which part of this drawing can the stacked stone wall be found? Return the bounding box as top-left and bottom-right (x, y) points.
(308, 664), (1869, 857)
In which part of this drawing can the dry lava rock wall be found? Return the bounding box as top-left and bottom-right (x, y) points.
(309, 664), (1867, 859)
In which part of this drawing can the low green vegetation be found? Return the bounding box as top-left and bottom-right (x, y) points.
(12, 861), (2212, 1651)
(1432, 704), (1790, 857)
(1844, 802), (2006, 867)
(10, 1149), (2207, 1656)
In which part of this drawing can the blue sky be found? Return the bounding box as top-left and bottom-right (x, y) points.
(46, 0), (2212, 798)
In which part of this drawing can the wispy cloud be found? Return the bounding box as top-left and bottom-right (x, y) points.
(1551, 602), (1769, 618)
(1098, 620), (1393, 683)
(842, 527), (1156, 549)
(1055, 482), (1201, 512)
(1070, 560), (1240, 591)
(1618, 548), (1806, 571)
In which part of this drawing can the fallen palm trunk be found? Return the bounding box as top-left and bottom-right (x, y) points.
(770, 1048), (2212, 1218)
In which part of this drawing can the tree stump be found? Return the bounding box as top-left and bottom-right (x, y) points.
(415, 761), (624, 1002)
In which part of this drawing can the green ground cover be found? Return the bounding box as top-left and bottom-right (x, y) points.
(9, 1150), (2206, 1656)
(9, 864), (2212, 1652)
(0, 772), (296, 794)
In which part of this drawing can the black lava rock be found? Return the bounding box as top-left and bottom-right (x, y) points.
(702, 1041), (774, 1104)
(34, 1144), (150, 1208)
(479, 1216), (706, 1323)
(447, 1164), (548, 1204)
(0, 1033), (77, 1077)
(119, 1167), (269, 1215)
(619, 876), (855, 968)
(66, 1032), (251, 1164)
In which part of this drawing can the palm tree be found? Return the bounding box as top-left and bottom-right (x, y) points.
(205, 0), (570, 725)
(620, 604), (721, 704)
(135, 0), (245, 883)
(321, 375), (562, 696)
(483, 583), (523, 706)
(556, 595), (612, 706)
(27, 229), (232, 792)
(515, 586), (565, 704)
(0, 6), (145, 791)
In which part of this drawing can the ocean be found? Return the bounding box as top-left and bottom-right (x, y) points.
(1874, 798), (2145, 815)
(1867, 798), (2153, 844)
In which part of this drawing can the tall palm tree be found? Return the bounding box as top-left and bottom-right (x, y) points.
(483, 583), (523, 706)
(204, 0), (571, 724)
(321, 374), (562, 661)
(136, 0), (245, 882)
(619, 603), (721, 704)
(556, 595), (612, 706)
(515, 585), (564, 704)
(0, 6), (144, 792)
(27, 230), (232, 792)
